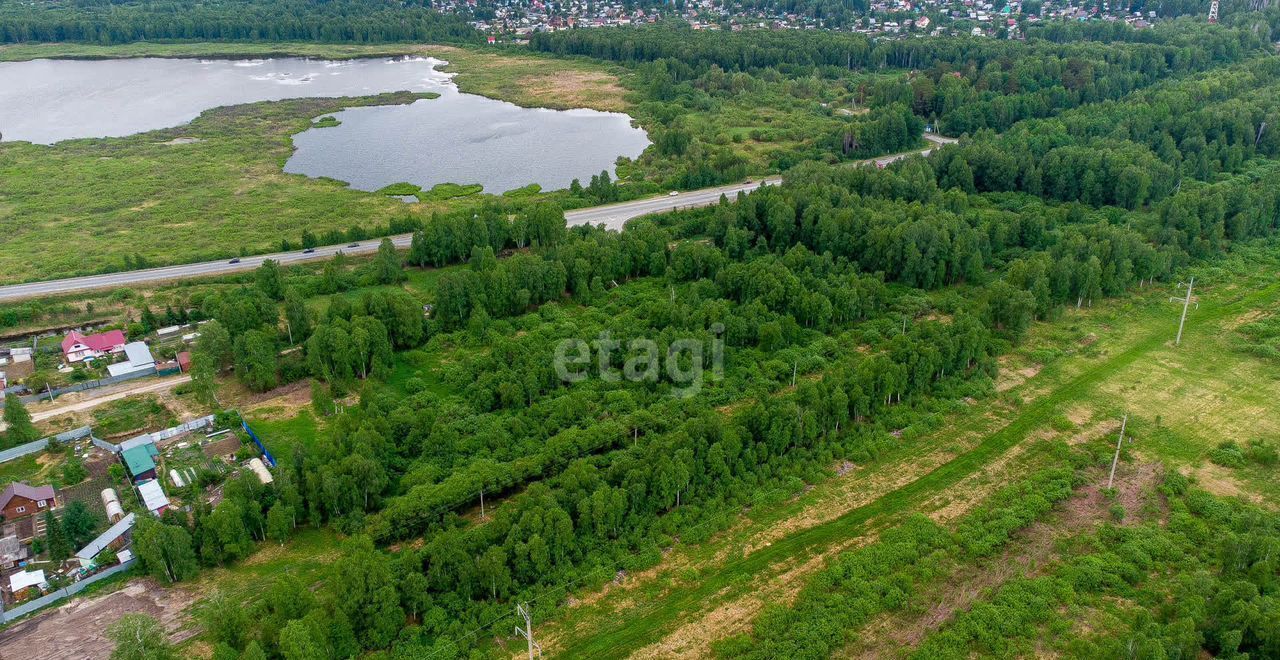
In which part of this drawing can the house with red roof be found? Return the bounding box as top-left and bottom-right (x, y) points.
(61, 330), (126, 363)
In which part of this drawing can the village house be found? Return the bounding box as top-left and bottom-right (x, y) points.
(121, 443), (159, 483)
(106, 341), (155, 377)
(0, 483), (57, 521)
(61, 329), (126, 363)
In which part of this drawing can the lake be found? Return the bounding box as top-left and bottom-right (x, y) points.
(0, 56), (650, 193)
(283, 90), (650, 194)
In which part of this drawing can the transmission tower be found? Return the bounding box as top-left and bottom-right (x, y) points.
(1208, 0), (1219, 23)
(515, 603), (542, 659)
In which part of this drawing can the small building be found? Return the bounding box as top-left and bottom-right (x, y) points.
(121, 444), (159, 483)
(61, 330), (127, 363)
(176, 351), (192, 373)
(101, 488), (125, 523)
(8, 569), (45, 596)
(137, 480), (169, 517)
(75, 512), (136, 565)
(107, 341), (155, 378)
(247, 457), (274, 485)
(0, 535), (28, 570)
(0, 482), (56, 521)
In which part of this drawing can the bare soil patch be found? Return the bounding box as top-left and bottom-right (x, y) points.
(995, 358), (1042, 393)
(0, 579), (198, 660)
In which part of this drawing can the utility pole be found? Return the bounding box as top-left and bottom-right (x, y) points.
(479, 488), (486, 520)
(1169, 277), (1198, 346)
(1106, 414), (1128, 490)
(515, 602), (541, 659)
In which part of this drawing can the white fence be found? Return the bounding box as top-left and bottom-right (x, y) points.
(95, 415), (217, 454)
(0, 559), (137, 624)
(0, 426), (94, 465)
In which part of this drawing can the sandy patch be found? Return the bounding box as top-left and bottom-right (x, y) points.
(630, 535), (875, 660)
(1186, 463), (1263, 503)
(995, 358), (1042, 393)
(1223, 309), (1267, 331)
(0, 579), (199, 660)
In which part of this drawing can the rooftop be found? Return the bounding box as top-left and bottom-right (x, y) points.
(137, 480), (169, 514)
(121, 443), (158, 477)
(61, 329), (126, 354)
(0, 482), (55, 510)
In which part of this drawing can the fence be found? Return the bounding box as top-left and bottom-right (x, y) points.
(94, 415), (217, 455)
(0, 426), (94, 465)
(240, 420), (277, 467)
(17, 367), (157, 405)
(0, 559), (137, 624)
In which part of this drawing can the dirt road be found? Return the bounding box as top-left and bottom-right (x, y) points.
(0, 375), (191, 432)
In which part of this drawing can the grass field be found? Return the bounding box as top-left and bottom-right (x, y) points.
(532, 241), (1280, 657)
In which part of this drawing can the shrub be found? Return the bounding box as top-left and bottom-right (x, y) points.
(1209, 442), (1246, 468)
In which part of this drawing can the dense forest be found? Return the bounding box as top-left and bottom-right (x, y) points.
(4, 3), (1275, 655)
(0, 0), (479, 45)
(97, 22), (1279, 656)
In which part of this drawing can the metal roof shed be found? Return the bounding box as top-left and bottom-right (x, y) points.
(75, 513), (136, 562)
(137, 480), (169, 515)
(9, 569), (45, 592)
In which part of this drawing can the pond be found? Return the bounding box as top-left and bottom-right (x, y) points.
(0, 55), (649, 193)
(282, 89), (650, 195)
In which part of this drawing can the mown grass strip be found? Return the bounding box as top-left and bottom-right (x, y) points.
(556, 280), (1280, 657)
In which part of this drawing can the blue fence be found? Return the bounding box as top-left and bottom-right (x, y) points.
(240, 420), (277, 467)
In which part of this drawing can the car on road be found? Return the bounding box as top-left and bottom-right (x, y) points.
(668, 191), (679, 196)
(347, 242), (359, 248)
(228, 258), (240, 264)
(303, 248), (316, 254)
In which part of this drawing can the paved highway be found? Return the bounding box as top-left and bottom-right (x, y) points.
(0, 135), (954, 302)
(0, 178), (779, 302)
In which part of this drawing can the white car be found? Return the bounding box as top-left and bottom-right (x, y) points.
(668, 191), (679, 196)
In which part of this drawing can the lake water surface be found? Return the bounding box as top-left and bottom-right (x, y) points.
(0, 56), (649, 193)
(283, 90), (650, 194)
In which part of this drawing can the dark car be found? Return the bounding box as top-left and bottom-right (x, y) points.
(229, 258), (241, 264)
(303, 248), (316, 254)
(347, 242), (359, 248)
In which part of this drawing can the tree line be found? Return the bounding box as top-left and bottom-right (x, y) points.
(0, 0), (479, 45)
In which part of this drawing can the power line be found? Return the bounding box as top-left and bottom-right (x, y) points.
(1169, 276), (1198, 346)
(424, 406), (962, 659)
(1106, 413), (1128, 490)
(515, 602), (542, 659)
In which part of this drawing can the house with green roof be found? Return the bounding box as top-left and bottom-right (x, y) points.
(121, 443), (159, 483)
